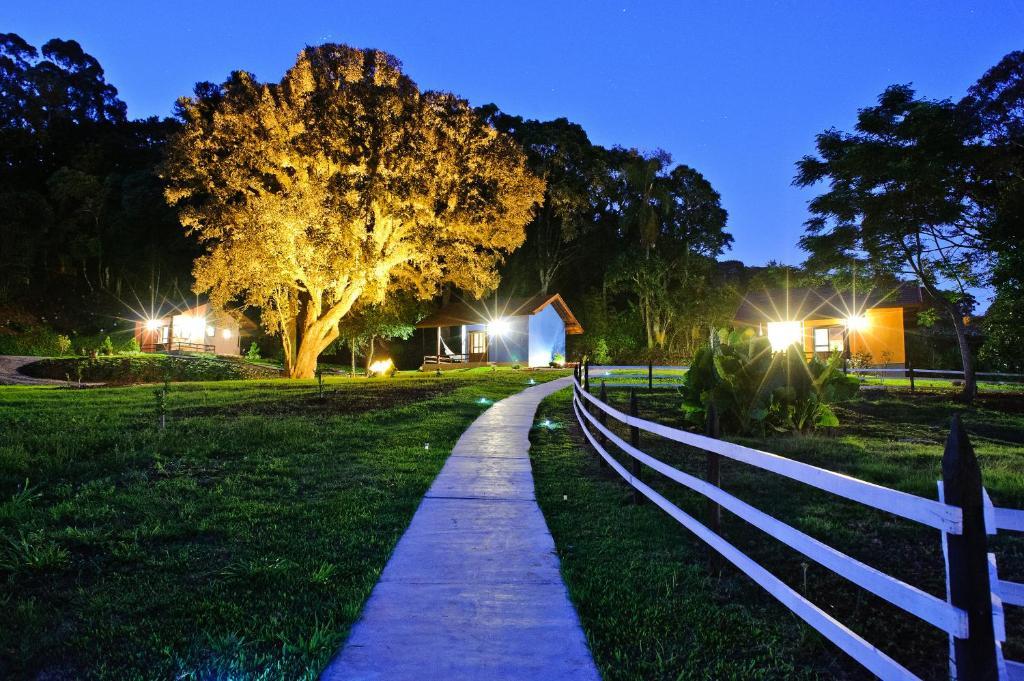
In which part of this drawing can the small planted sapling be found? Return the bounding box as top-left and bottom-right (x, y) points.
(154, 376), (170, 430)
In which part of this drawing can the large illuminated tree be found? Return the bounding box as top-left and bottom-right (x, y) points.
(164, 44), (543, 377)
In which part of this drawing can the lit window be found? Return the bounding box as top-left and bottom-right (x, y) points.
(813, 326), (845, 353)
(222, 328), (232, 339)
(206, 325), (215, 337)
(766, 321), (802, 352)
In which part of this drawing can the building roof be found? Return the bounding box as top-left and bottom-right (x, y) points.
(734, 282), (923, 324)
(416, 293), (584, 334)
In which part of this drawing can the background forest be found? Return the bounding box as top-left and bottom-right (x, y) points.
(0, 33), (1018, 372)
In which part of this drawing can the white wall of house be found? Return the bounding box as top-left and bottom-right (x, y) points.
(527, 305), (566, 367)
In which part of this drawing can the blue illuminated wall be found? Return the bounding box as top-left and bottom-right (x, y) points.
(527, 305), (566, 367)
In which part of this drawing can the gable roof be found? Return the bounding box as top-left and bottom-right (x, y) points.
(416, 293), (584, 334)
(734, 282), (923, 324)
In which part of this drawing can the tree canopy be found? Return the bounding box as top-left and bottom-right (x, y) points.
(164, 44), (544, 377)
(0, 33), (191, 323)
(795, 50), (1024, 398)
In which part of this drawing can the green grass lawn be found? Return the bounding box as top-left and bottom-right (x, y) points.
(0, 368), (566, 680)
(857, 375), (1024, 394)
(530, 385), (1024, 680)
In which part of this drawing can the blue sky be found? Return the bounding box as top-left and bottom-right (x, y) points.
(3, 0), (1021, 303)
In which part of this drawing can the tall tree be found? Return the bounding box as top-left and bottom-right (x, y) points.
(482, 110), (609, 294)
(0, 33), (190, 315)
(609, 150), (731, 351)
(165, 44), (544, 378)
(795, 85), (987, 400)
(966, 51), (1024, 372)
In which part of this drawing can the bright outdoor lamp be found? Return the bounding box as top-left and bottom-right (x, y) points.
(487, 318), (511, 336)
(766, 321), (802, 352)
(846, 315), (869, 332)
(144, 318), (160, 331)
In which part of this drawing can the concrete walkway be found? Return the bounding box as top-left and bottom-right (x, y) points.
(322, 376), (600, 681)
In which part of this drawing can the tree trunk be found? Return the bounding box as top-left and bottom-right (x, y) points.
(947, 305), (978, 402)
(365, 336), (375, 376)
(350, 338), (357, 377)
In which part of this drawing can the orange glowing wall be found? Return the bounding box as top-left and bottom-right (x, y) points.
(800, 307), (906, 365)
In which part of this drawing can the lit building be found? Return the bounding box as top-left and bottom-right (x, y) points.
(134, 302), (242, 355)
(415, 294), (583, 370)
(733, 283), (924, 367)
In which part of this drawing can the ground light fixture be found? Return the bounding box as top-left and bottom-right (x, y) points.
(478, 397), (492, 405)
(368, 358), (394, 377)
(487, 318), (511, 336)
(766, 320), (802, 352)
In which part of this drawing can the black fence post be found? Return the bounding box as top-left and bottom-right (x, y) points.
(648, 361), (654, 391)
(598, 380), (609, 468)
(706, 401), (722, 571)
(943, 414), (998, 681)
(908, 361), (916, 394)
(583, 359), (590, 396)
(629, 389), (643, 505)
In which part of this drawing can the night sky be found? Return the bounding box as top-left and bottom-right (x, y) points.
(3, 1), (1021, 298)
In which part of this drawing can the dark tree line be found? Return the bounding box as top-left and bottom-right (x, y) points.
(1, 32), (1019, 379)
(478, 107), (735, 361)
(0, 33), (195, 327)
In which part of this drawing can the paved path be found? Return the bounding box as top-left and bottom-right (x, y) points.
(0, 355), (75, 386)
(322, 376), (600, 681)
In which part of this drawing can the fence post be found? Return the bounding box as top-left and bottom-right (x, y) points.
(648, 361), (654, 391)
(629, 389), (643, 505)
(598, 380), (609, 468)
(942, 414), (998, 681)
(706, 401), (722, 571)
(583, 359), (590, 397)
(908, 361), (916, 394)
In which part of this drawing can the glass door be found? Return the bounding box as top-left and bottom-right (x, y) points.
(467, 331), (487, 362)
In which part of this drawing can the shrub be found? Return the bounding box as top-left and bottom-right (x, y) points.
(849, 350), (873, 370)
(246, 342), (261, 361)
(126, 337), (141, 354)
(18, 355), (280, 385)
(591, 338), (611, 364)
(100, 336), (114, 356)
(55, 335), (72, 356)
(681, 330), (859, 436)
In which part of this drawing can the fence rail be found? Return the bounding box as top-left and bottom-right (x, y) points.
(570, 362), (1019, 680)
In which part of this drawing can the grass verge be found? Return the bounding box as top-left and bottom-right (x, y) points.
(0, 368), (565, 680)
(529, 385), (1024, 680)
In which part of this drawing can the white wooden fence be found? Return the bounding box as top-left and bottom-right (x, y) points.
(850, 368), (1024, 380)
(572, 363), (1023, 680)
